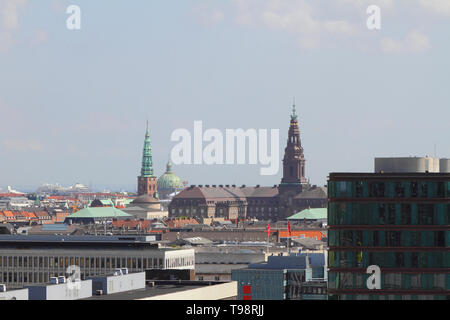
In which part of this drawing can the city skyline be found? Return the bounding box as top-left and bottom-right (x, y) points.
(1, 0), (449, 191)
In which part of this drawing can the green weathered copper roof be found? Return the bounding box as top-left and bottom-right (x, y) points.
(287, 208), (327, 220)
(87, 199), (114, 207)
(66, 207), (131, 219)
(123, 198), (134, 205)
(157, 160), (183, 190)
(140, 121), (155, 177)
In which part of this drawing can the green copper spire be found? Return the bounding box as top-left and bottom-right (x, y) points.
(140, 121), (154, 177)
(291, 98), (298, 121)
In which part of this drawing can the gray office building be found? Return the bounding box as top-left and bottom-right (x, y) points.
(0, 235), (194, 289)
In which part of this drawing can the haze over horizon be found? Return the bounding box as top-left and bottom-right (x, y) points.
(1, 0), (449, 192)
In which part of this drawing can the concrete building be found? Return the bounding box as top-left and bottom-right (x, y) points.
(123, 195), (168, 220)
(375, 157), (450, 173)
(231, 252), (327, 300)
(86, 280), (238, 300)
(328, 158), (450, 300)
(194, 247), (266, 281)
(88, 271), (146, 295)
(0, 235), (195, 289)
(27, 279), (93, 300)
(0, 287), (29, 300)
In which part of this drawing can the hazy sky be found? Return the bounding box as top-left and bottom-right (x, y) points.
(0, 0), (449, 192)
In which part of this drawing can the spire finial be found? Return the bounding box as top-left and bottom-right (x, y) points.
(291, 98), (298, 121)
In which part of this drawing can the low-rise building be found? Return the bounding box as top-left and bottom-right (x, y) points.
(0, 234), (195, 289)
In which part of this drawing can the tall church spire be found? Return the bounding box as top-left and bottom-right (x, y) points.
(137, 122), (159, 197)
(140, 123), (154, 177)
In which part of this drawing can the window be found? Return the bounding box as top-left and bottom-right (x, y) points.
(411, 182), (418, 198)
(373, 231), (379, 246)
(434, 231), (445, 247)
(386, 231), (401, 247)
(355, 181), (364, 198)
(388, 204), (396, 225)
(378, 204), (386, 224)
(410, 232), (421, 247)
(395, 253), (405, 267)
(369, 182), (385, 197)
(395, 182), (405, 198)
(401, 204), (411, 225)
(418, 204), (434, 225)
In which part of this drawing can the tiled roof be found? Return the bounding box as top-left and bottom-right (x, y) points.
(34, 211), (50, 217)
(173, 186), (278, 200)
(3, 211), (14, 217)
(165, 218), (199, 228)
(294, 186), (327, 199)
(0, 193), (25, 197)
(112, 219), (152, 229)
(240, 186), (279, 198)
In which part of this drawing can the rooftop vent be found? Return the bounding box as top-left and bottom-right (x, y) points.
(50, 277), (59, 285)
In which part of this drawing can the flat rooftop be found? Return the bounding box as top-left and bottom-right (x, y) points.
(329, 172), (450, 180)
(0, 234), (158, 244)
(84, 281), (226, 300)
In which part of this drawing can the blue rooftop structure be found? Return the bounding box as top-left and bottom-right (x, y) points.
(41, 224), (69, 232)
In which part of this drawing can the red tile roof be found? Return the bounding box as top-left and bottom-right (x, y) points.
(164, 218), (199, 229)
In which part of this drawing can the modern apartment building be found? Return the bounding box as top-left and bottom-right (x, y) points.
(327, 158), (450, 300)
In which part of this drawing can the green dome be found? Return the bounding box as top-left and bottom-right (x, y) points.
(157, 161), (183, 190)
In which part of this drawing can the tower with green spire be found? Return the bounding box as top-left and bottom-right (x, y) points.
(137, 122), (159, 198)
(141, 121), (154, 177)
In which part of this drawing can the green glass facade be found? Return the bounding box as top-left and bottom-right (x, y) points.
(327, 173), (450, 300)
